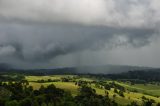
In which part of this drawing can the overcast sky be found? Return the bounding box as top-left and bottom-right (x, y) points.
(0, 0), (160, 68)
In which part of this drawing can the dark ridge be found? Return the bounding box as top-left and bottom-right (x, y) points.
(0, 63), (13, 70)
(103, 69), (160, 82)
(0, 67), (78, 75)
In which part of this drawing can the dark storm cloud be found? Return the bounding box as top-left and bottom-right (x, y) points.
(0, 23), (155, 62)
(0, 0), (159, 67)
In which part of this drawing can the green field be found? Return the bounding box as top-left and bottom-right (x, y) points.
(29, 82), (79, 96)
(25, 75), (160, 106)
(26, 75), (72, 81)
(117, 82), (160, 97)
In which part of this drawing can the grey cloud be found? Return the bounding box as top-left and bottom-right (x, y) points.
(0, 45), (16, 56)
(0, 0), (159, 68)
(0, 23), (156, 63)
(0, 0), (159, 27)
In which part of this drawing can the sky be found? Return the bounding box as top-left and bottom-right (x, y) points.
(0, 0), (160, 68)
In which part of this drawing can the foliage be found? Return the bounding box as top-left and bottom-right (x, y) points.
(0, 81), (117, 106)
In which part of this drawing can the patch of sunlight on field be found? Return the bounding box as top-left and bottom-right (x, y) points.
(27, 77), (160, 105)
(91, 82), (160, 105)
(92, 87), (140, 106)
(125, 92), (160, 102)
(107, 90), (160, 106)
(29, 82), (79, 96)
(114, 97), (133, 106)
(94, 87), (105, 95)
(116, 82), (160, 97)
(129, 84), (160, 90)
(109, 89), (141, 105)
(29, 82), (43, 89)
(76, 78), (94, 82)
(26, 76), (60, 81)
(148, 90), (160, 96)
(118, 82), (160, 90)
(50, 75), (77, 78)
(113, 82), (160, 105)
(26, 75), (77, 82)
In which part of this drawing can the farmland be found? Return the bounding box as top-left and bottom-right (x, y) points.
(1, 70), (160, 106)
(24, 75), (160, 106)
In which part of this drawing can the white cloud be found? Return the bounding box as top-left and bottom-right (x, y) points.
(0, 0), (159, 27)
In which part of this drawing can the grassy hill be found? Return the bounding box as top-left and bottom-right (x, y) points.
(1, 69), (160, 106)
(25, 75), (160, 106)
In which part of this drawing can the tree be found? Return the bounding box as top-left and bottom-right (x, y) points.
(143, 100), (154, 106)
(79, 85), (96, 97)
(0, 99), (5, 106)
(5, 100), (19, 106)
(113, 94), (116, 99)
(114, 88), (118, 93)
(118, 90), (125, 97)
(35, 95), (46, 106)
(19, 98), (32, 106)
(104, 84), (111, 90)
(157, 103), (160, 106)
(127, 101), (138, 106)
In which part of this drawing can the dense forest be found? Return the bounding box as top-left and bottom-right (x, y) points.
(105, 69), (160, 82)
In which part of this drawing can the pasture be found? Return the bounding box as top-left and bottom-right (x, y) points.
(25, 75), (160, 106)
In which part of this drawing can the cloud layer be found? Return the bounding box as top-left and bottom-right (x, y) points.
(0, 0), (160, 27)
(0, 0), (159, 68)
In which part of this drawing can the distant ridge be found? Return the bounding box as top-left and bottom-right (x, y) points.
(0, 64), (154, 75)
(0, 63), (12, 70)
(75, 65), (152, 74)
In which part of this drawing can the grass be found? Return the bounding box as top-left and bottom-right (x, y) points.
(76, 77), (94, 82)
(26, 75), (160, 105)
(116, 82), (160, 97)
(29, 82), (79, 96)
(26, 76), (60, 81)
(26, 75), (76, 82)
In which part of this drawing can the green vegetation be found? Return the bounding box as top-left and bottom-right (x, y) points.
(0, 81), (117, 106)
(25, 75), (160, 106)
(29, 82), (78, 96)
(117, 82), (160, 97)
(1, 73), (160, 106)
